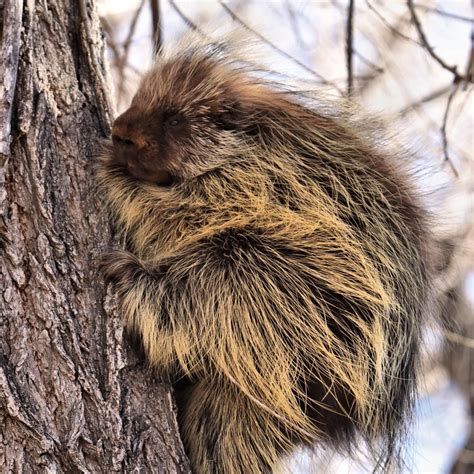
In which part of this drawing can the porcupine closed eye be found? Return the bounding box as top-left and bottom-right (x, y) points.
(97, 35), (434, 473)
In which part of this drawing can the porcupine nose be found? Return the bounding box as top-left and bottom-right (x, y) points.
(111, 122), (141, 165)
(111, 108), (173, 185)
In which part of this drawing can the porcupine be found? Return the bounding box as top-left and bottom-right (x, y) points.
(97, 36), (434, 473)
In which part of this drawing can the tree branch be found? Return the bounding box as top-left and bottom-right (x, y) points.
(122, 0), (146, 65)
(150, 0), (162, 54)
(346, 0), (355, 95)
(398, 84), (452, 116)
(285, 0), (308, 50)
(116, 0), (145, 109)
(441, 83), (460, 177)
(365, 0), (420, 45)
(169, 0), (206, 36)
(415, 4), (474, 24)
(407, 0), (466, 82)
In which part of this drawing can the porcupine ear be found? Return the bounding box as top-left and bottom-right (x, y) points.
(212, 100), (244, 131)
(213, 87), (283, 137)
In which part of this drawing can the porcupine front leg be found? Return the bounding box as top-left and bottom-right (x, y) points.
(99, 250), (293, 473)
(99, 249), (145, 286)
(98, 249), (177, 365)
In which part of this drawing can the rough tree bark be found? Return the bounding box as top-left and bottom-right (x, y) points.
(0, 1), (191, 472)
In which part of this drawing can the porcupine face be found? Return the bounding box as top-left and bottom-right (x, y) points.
(110, 55), (256, 186)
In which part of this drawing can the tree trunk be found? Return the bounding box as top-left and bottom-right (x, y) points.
(0, 1), (191, 472)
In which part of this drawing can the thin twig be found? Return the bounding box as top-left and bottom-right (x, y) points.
(441, 83), (460, 177)
(169, 0), (207, 36)
(407, 0), (466, 82)
(346, 0), (355, 96)
(356, 4), (411, 94)
(115, 0), (145, 108)
(354, 50), (383, 73)
(465, 24), (474, 88)
(439, 18), (473, 176)
(285, 0), (308, 50)
(100, 17), (122, 68)
(365, 0), (420, 45)
(150, 0), (162, 54)
(122, 0), (146, 60)
(398, 84), (452, 116)
(328, 0), (383, 81)
(415, 4), (474, 24)
(218, 1), (341, 92)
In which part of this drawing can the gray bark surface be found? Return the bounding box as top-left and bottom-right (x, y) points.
(0, 1), (190, 472)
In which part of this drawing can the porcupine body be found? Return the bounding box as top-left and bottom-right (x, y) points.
(97, 37), (434, 473)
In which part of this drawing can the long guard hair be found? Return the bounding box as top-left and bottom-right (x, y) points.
(97, 34), (434, 473)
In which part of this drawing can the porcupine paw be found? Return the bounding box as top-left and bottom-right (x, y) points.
(98, 249), (143, 286)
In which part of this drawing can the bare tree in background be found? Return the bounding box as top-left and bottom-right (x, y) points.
(0, 1), (190, 471)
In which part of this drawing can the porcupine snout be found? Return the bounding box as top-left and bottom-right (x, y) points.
(111, 106), (173, 185)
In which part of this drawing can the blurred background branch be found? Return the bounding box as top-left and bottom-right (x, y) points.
(150, 0), (162, 52)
